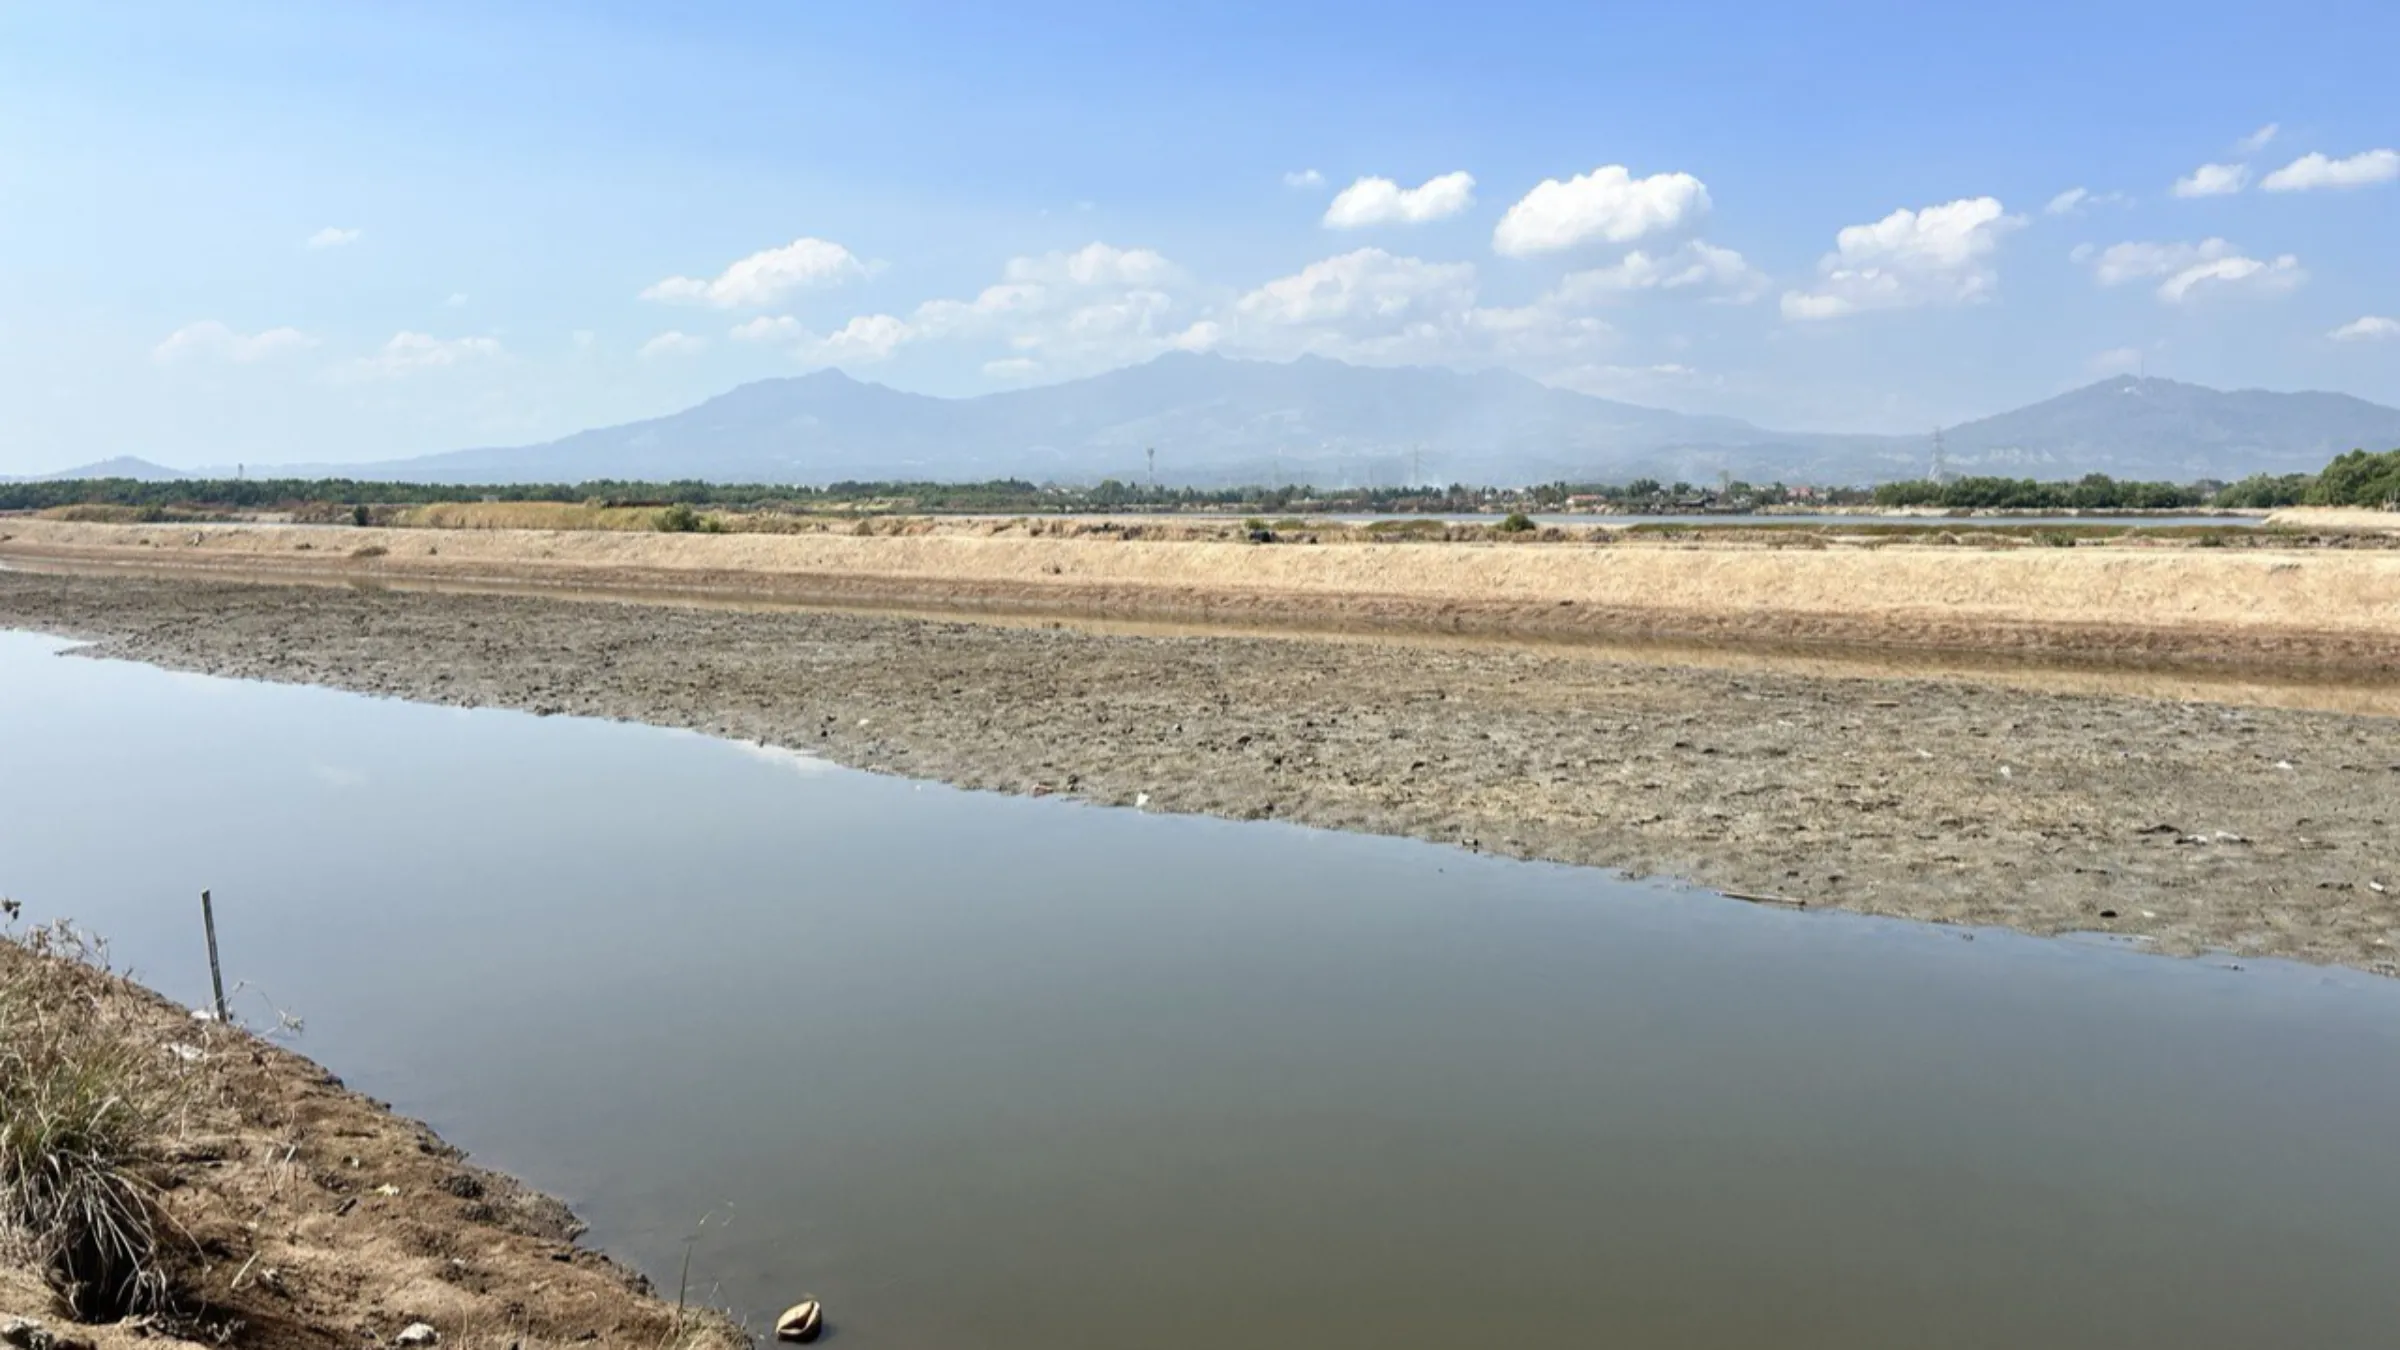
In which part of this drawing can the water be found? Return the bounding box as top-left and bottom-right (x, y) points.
(4, 629), (2398, 1348)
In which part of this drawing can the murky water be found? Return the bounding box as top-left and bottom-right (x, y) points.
(4, 629), (2399, 1348)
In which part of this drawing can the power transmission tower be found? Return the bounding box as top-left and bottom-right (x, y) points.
(1930, 428), (1951, 484)
(1146, 446), (1156, 488)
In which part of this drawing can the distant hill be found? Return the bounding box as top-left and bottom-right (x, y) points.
(16, 456), (192, 483)
(352, 352), (1917, 487)
(25, 360), (2400, 488)
(1941, 376), (2400, 480)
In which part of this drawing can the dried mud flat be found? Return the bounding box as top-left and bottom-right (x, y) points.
(5, 569), (2399, 976)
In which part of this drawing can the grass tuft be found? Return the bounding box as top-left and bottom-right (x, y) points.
(0, 917), (187, 1320)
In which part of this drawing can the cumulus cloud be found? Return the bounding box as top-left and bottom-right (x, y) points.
(305, 227), (362, 249)
(638, 330), (707, 359)
(1322, 171), (1477, 228)
(2172, 162), (2249, 197)
(2079, 237), (2302, 303)
(641, 237), (868, 308)
(1236, 248), (1477, 333)
(2086, 347), (2146, 376)
(347, 331), (504, 378)
(2157, 253), (2304, 304)
(1283, 169), (1324, 189)
(2330, 315), (2400, 342)
(1547, 241), (1767, 304)
(2045, 187), (2131, 217)
(744, 242), (1210, 378)
(2235, 123), (2281, 155)
(1229, 248), (1627, 366)
(2083, 238), (2236, 287)
(2260, 149), (2399, 192)
(151, 321), (315, 365)
(1779, 197), (2022, 320)
(1492, 166), (1710, 256)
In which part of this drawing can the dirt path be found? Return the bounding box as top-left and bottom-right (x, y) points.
(5, 568), (2397, 976)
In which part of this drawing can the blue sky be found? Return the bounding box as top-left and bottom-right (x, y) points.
(2, 0), (2395, 473)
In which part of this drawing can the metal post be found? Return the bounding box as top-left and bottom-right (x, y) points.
(200, 889), (229, 1023)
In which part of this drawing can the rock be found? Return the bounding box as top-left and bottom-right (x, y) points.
(395, 1323), (440, 1347)
(775, 1300), (823, 1343)
(2, 1318), (46, 1350)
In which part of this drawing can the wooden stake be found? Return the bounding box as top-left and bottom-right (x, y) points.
(200, 889), (229, 1022)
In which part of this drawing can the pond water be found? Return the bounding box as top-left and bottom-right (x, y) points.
(4, 628), (2398, 1348)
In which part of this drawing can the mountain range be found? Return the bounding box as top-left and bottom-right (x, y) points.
(31, 354), (2400, 487)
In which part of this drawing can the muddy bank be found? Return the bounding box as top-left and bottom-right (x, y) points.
(4, 569), (2397, 976)
(0, 936), (747, 1350)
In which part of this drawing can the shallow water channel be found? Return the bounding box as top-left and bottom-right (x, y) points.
(5, 628), (2399, 1347)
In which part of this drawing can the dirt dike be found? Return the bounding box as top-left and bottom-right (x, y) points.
(0, 937), (749, 1350)
(4, 568), (2398, 978)
(5, 517), (2399, 673)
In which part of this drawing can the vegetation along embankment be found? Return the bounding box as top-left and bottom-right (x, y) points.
(0, 915), (748, 1349)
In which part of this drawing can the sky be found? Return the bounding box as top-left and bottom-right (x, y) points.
(2, 0), (2396, 474)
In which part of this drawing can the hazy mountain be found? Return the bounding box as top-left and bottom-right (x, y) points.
(354, 352), (1913, 487)
(1939, 376), (2400, 480)
(11, 456), (193, 483)
(36, 360), (2400, 488)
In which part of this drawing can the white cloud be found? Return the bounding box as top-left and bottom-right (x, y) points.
(640, 237), (868, 308)
(1548, 241), (1767, 304)
(1779, 197), (2022, 320)
(1493, 166), (1710, 256)
(1000, 241), (1179, 288)
(1322, 171), (1477, 228)
(1283, 169), (1324, 189)
(305, 226), (361, 249)
(806, 314), (911, 363)
(2081, 237), (2303, 303)
(2157, 253), (2304, 304)
(2044, 187), (2131, 217)
(151, 320), (315, 365)
(348, 331), (504, 378)
(750, 243), (1209, 376)
(729, 315), (804, 343)
(2085, 346), (2145, 376)
(983, 357), (1043, 379)
(2260, 149), (2399, 192)
(2328, 315), (2400, 342)
(570, 330), (597, 350)
(1235, 247), (1477, 334)
(443, 292), (469, 308)
(2235, 123), (2280, 155)
(2084, 238), (2236, 287)
(638, 330), (707, 359)
(2172, 162), (2249, 197)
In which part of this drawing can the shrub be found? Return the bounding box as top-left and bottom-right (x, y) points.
(1498, 512), (1536, 533)
(0, 923), (185, 1320)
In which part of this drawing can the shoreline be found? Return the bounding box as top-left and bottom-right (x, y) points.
(4, 565), (2397, 977)
(0, 936), (748, 1350)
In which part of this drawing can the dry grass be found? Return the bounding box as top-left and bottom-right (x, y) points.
(0, 918), (188, 1322)
(395, 502), (685, 532)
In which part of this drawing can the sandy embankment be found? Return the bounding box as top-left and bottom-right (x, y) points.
(5, 517), (2399, 671)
